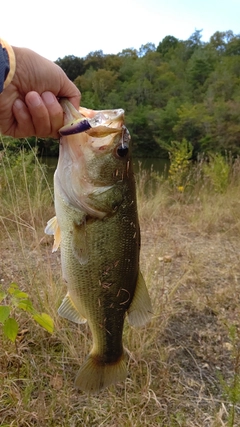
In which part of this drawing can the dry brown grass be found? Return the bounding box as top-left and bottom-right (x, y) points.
(1, 148), (240, 426)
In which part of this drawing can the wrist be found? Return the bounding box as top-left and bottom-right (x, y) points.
(0, 39), (16, 92)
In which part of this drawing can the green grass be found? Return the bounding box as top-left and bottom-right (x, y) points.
(1, 145), (240, 426)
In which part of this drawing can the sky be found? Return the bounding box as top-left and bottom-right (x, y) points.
(2, 0), (240, 61)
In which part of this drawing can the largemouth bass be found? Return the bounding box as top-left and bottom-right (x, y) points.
(45, 100), (152, 393)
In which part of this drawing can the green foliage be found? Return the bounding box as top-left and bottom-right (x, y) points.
(202, 153), (230, 193)
(157, 35), (179, 56)
(0, 282), (54, 342)
(187, 49), (216, 90)
(0, 145), (53, 240)
(0, 134), (59, 158)
(55, 55), (85, 81)
(9, 30), (240, 158)
(209, 30), (235, 53)
(161, 139), (193, 189)
(0, 145), (51, 205)
(138, 42), (156, 57)
(75, 68), (119, 105)
(218, 324), (240, 427)
(0, 135), (37, 153)
(84, 50), (105, 70)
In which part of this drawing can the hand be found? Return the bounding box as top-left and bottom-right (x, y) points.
(0, 46), (81, 138)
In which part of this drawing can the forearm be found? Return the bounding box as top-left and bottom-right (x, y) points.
(0, 39), (16, 93)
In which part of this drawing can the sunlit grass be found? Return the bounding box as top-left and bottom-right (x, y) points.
(1, 146), (240, 426)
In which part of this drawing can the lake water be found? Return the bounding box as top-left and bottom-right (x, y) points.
(133, 157), (169, 176)
(42, 157), (169, 200)
(43, 157), (169, 181)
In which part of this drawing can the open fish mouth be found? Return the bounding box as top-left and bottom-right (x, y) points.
(59, 102), (125, 136)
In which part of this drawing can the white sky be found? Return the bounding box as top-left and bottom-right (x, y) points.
(2, 0), (240, 61)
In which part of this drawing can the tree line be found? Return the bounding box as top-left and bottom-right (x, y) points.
(3, 30), (240, 158)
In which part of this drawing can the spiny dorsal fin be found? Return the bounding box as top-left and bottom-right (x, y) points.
(58, 293), (87, 324)
(127, 271), (152, 327)
(45, 216), (61, 252)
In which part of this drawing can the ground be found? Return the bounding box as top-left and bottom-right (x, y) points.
(1, 159), (240, 426)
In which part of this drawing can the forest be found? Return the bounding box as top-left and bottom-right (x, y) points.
(4, 29), (240, 158)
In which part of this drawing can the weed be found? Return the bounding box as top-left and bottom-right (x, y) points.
(158, 138), (193, 190)
(202, 152), (231, 193)
(0, 282), (54, 343)
(1, 144), (240, 425)
(218, 325), (240, 427)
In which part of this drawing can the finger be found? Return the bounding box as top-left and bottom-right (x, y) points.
(41, 91), (63, 138)
(66, 92), (81, 111)
(57, 70), (81, 110)
(25, 91), (51, 137)
(12, 98), (36, 137)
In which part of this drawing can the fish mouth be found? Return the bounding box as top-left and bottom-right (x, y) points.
(59, 100), (124, 137)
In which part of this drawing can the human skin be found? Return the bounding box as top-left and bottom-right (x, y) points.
(0, 46), (80, 138)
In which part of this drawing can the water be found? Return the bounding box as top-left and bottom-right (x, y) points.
(43, 157), (169, 183)
(133, 157), (169, 176)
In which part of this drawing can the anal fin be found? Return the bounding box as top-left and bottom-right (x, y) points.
(127, 271), (152, 327)
(58, 293), (87, 324)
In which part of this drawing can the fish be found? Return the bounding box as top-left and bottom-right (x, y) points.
(45, 99), (152, 393)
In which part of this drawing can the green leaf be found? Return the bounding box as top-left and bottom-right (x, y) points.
(12, 290), (29, 299)
(8, 282), (19, 294)
(3, 317), (19, 342)
(33, 312), (54, 334)
(0, 290), (7, 303)
(0, 306), (10, 323)
(16, 299), (34, 313)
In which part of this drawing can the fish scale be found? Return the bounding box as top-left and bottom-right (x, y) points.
(45, 100), (152, 393)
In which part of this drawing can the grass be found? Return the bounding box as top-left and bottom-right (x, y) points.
(1, 144), (240, 426)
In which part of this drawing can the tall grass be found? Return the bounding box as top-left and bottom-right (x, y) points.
(0, 140), (53, 236)
(1, 145), (240, 426)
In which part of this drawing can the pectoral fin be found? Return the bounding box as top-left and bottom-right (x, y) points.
(45, 216), (61, 252)
(127, 271), (152, 327)
(58, 293), (87, 324)
(88, 185), (123, 215)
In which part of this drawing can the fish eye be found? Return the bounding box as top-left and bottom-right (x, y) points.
(116, 144), (129, 158)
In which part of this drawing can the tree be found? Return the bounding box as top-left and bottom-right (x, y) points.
(209, 31), (228, 53)
(187, 49), (216, 90)
(126, 106), (162, 156)
(226, 35), (240, 56)
(118, 48), (138, 59)
(50, 30), (240, 157)
(209, 30), (238, 55)
(103, 54), (124, 72)
(84, 50), (105, 70)
(55, 55), (85, 81)
(148, 98), (180, 149)
(138, 43), (156, 57)
(75, 68), (119, 107)
(157, 35), (179, 56)
(182, 29), (204, 60)
(187, 29), (203, 49)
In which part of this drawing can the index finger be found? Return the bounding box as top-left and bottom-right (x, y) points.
(57, 72), (81, 111)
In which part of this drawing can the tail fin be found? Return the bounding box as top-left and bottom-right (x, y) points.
(74, 354), (127, 393)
